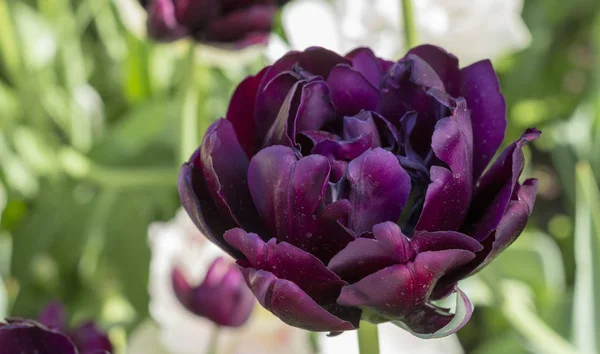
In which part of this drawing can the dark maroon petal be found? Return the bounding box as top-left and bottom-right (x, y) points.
(343, 111), (381, 148)
(179, 155), (243, 257)
(0, 319), (78, 354)
(37, 301), (67, 331)
(378, 58), (444, 156)
(312, 134), (372, 162)
(403, 54), (446, 92)
(203, 5), (276, 43)
(172, 258), (255, 327)
(347, 148), (411, 234)
(263, 80), (303, 147)
(472, 178), (538, 274)
(255, 70), (300, 139)
(70, 322), (113, 354)
(298, 47), (350, 79)
(247, 146), (328, 241)
(173, 0), (215, 29)
(337, 249), (475, 333)
(146, 0), (188, 41)
(200, 119), (264, 234)
(239, 268), (358, 331)
(257, 51), (300, 93)
(411, 230), (483, 254)
(295, 80), (336, 133)
(460, 60), (507, 179)
(416, 95), (473, 232)
(327, 65), (380, 117)
(464, 128), (541, 241)
(328, 222), (412, 283)
(226, 67), (268, 157)
(345, 48), (384, 87)
(247, 146), (355, 261)
(407, 45), (461, 96)
(224, 229), (346, 304)
(437, 179), (538, 289)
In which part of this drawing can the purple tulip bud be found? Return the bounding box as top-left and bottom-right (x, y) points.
(140, 0), (290, 48)
(172, 256), (255, 327)
(179, 45), (540, 336)
(0, 302), (113, 354)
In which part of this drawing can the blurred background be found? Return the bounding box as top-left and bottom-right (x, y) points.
(0, 0), (599, 353)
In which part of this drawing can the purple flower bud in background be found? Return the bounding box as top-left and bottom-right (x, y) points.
(0, 302), (113, 354)
(172, 256), (255, 327)
(179, 45), (540, 336)
(140, 0), (290, 47)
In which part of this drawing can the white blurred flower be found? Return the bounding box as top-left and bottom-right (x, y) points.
(269, 0), (531, 64)
(129, 209), (464, 354)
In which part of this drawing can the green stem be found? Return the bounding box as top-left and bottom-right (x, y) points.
(357, 321), (380, 354)
(206, 325), (220, 354)
(401, 0), (418, 49)
(180, 42), (200, 164)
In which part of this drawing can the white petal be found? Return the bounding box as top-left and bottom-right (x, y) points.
(281, 0), (343, 53)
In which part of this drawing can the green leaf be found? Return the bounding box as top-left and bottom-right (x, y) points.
(572, 161), (600, 354)
(502, 281), (580, 354)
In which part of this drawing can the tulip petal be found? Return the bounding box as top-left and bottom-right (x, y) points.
(200, 119), (264, 234)
(0, 319), (78, 354)
(255, 69), (300, 139)
(416, 95), (473, 232)
(263, 80), (303, 147)
(461, 60), (507, 179)
(345, 47), (385, 87)
(312, 134), (372, 162)
(226, 67), (268, 157)
(465, 128), (540, 241)
(179, 153), (243, 257)
(328, 222), (412, 283)
(393, 286), (473, 339)
(408, 45), (461, 96)
(465, 178), (538, 277)
(328, 64), (380, 117)
(295, 80), (337, 133)
(298, 47), (350, 79)
(240, 268), (358, 331)
(411, 230), (483, 254)
(203, 6), (276, 44)
(343, 111), (381, 148)
(337, 249), (475, 334)
(346, 148), (411, 234)
(224, 229), (346, 304)
(248, 146), (355, 261)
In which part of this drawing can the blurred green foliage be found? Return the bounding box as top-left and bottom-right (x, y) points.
(0, 0), (599, 353)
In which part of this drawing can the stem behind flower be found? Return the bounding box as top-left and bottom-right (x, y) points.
(357, 321), (380, 354)
(400, 0), (418, 49)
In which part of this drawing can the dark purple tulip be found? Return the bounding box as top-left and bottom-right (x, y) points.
(36, 301), (113, 354)
(179, 45), (540, 337)
(140, 0), (290, 47)
(172, 256), (255, 327)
